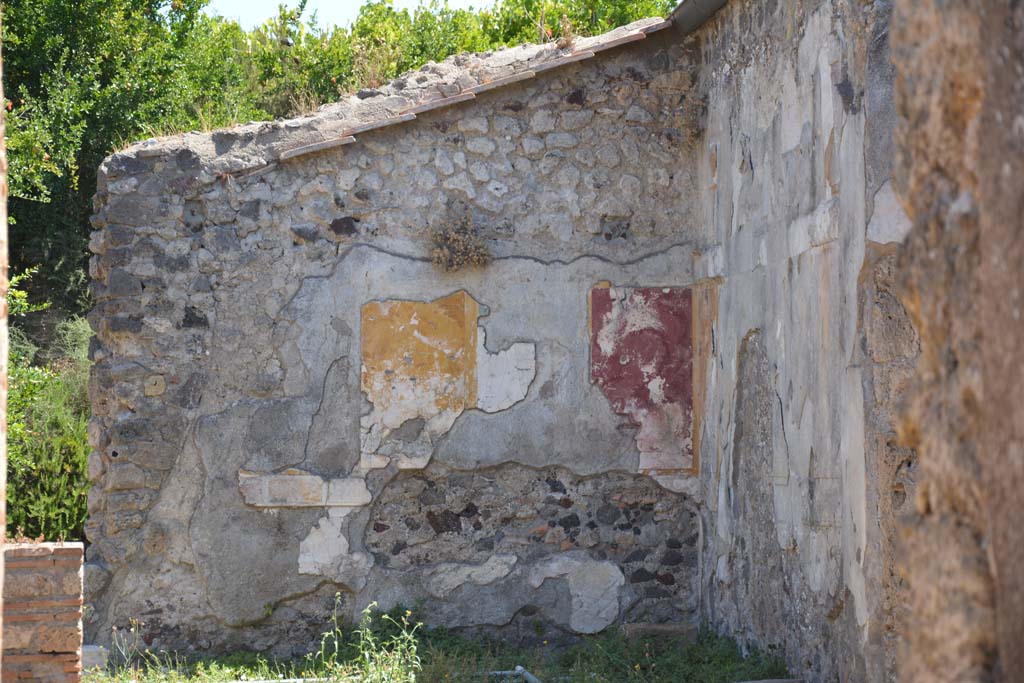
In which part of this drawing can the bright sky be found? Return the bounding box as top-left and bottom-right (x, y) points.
(204, 0), (490, 30)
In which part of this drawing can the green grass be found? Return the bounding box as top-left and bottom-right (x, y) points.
(88, 602), (788, 683)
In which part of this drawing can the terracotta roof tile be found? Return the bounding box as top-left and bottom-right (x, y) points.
(468, 70), (537, 95)
(342, 113), (418, 136)
(641, 19), (674, 34)
(589, 32), (647, 53)
(531, 51), (596, 73)
(279, 136), (356, 161)
(401, 92), (477, 115)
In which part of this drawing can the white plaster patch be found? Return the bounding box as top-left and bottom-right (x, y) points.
(867, 180), (913, 245)
(238, 470), (371, 507)
(298, 508), (373, 589)
(475, 329), (536, 413)
(529, 555), (624, 634)
(593, 287), (668, 357)
(652, 473), (702, 496)
(423, 554), (518, 598)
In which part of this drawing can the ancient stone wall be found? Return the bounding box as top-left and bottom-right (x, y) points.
(3, 544), (84, 683)
(85, 2), (918, 677)
(689, 1), (914, 681)
(85, 20), (712, 654)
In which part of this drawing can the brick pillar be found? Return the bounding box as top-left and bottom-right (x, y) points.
(2, 545), (84, 683)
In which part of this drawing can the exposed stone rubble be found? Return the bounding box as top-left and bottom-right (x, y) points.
(85, 2), (922, 681)
(366, 464), (699, 636)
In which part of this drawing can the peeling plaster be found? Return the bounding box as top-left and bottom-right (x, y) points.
(529, 554), (625, 634)
(298, 508), (373, 589)
(422, 554), (519, 598)
(867, 180), (912, 245)
(359, 290), (536, 473)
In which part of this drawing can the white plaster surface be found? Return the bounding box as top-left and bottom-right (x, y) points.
(475, 330), (536, 413)
(529, 555), (625, 634)
(298, 508), (373, 588)
(694, 1), (891, 677)
(867, 180), (913, 244)
(238, 471), (371, 507)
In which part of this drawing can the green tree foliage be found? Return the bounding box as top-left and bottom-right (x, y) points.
(486, 0), (672, 44)
(243, 2), (350, 117)
(7, 268), (50, 317)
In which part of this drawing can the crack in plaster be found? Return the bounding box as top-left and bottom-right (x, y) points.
(302, 355), (350, 463)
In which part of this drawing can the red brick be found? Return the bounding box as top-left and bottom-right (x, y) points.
(4, 561), (56, 571)
(5, 547), (56, 559)
(3, 574), (61, 601)
(4, 656), (58, 664)
(4, 559), (79, 570)
(3, 543), (84, 683)
(5, 612), (82, 624)
(5, 597), (83, 610)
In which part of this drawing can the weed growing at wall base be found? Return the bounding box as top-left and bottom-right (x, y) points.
(308, 597), (421, 683)
(86, 603), (787, 683)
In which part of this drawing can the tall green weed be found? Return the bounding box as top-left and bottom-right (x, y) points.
(8, 317), (92, 540)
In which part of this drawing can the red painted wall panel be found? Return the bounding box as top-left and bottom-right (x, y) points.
(590, 286), (694, 473)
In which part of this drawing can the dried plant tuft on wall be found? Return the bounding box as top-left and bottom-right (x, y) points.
(431, 218), (492, 272)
